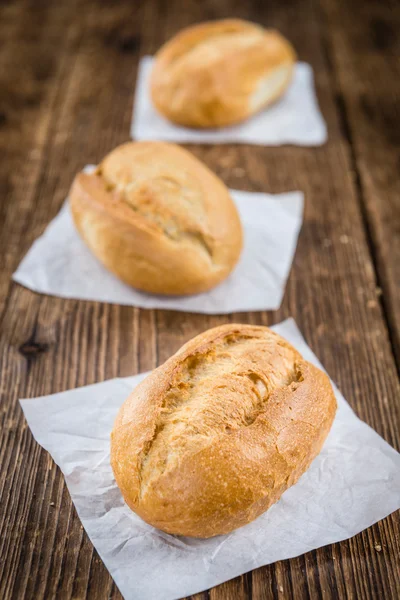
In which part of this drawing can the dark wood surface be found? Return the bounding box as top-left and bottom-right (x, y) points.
(0, 0), (399, 599)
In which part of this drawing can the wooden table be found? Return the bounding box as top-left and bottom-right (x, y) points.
(1, 0), (399, 598)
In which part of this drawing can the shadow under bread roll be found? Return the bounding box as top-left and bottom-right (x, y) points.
(111, 324), (337, 538)
(69, 141), (243, 295)
(150, 19), (296, 128)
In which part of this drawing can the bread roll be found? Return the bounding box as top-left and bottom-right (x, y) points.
(69, 142), (243, 295)
(111, 324), (337, 538)
(150, 19), (296, 128)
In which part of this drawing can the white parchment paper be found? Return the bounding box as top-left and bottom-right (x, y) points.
(13, 167), (303, 314)
(20, 319), (400, 600)
(131, 57), (327, 146)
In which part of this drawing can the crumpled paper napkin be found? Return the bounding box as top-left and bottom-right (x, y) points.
(13, 166), (304, 314)
(131, 57), (327, 146)
(20, 318), (400, 600)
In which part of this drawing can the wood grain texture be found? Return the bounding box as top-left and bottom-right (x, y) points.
(321, 0), (400, 367)
(0, 0), (399, 599)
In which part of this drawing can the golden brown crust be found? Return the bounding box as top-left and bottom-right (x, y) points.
(69, 142), (243, 295)
(111, 324), (337, 538)
(150, 19), (296, 128)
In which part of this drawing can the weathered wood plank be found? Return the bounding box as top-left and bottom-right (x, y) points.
(322, 0), (400, 366)
(0, 0), (399, 599)
(0, 0), (82, 316)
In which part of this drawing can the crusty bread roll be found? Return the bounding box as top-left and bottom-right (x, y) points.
(111, 324), (337, 538)
(150, 19), (296, 128)
(69, 142), (243, 295)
